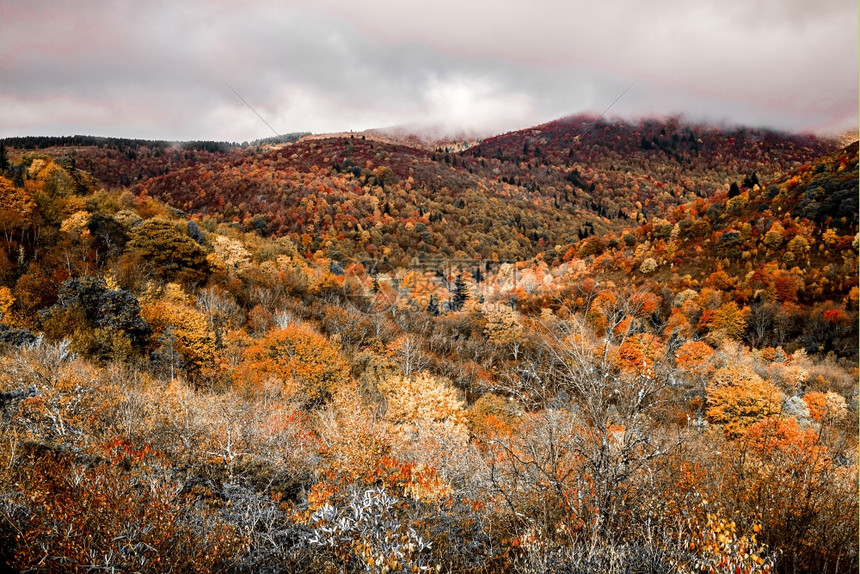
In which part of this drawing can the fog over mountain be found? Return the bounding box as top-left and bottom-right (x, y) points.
(1, 0), (857, 140)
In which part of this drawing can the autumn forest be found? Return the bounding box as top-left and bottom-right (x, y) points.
(0, 116), (856, 573)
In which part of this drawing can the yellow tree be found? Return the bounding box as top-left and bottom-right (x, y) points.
(706, 301), (748, 345)
(378, 372), (467, 434)
(706, 366), (782, 437)
(483, 305), (525, 359)
(0, 286), (13, 319)
(142, 298), (215, 379)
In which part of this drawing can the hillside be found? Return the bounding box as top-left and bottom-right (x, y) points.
(7, 117), (835, 270)
(0, 123), (855, 573)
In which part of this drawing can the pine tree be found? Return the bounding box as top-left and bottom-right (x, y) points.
(426, 294), (440, 316)
(451, 275), (467, 311)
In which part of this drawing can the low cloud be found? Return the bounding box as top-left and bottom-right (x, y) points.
(1, 0), (856, 140)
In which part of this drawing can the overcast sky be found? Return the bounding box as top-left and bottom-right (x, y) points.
(1, 0), (857, 141)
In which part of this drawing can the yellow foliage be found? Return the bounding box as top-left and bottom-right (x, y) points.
(378, 373), (469, 448)
(59, 210), (90, 235)
(586, 291), (617, 336)
(211, 235), (250, 273)
(483, 305), (523, 347)
(685, 503), (774, 573)
(142, 300), (215, 374)
(0, 177), (37, 218)
(0, 286), (13, 318)
(35, 161), (77, 197)
(763, 222), (785, 248)
(706, 366), (782, 437)
(378, 372), (466, 429)
(316, 384), (392, 483)
(468, 392), (519, 438)
(706, 301), (748, 345)
(163, 282), (193, 304)
(102, 275), (119, 291)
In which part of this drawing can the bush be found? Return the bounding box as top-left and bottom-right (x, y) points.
(706, 366), (782, 436)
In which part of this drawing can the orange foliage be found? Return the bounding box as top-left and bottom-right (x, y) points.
(241, 324), (349, 402)
(707, 301), (748, 344)
(675, 340), (714, 373)
(615, 333), (664, 374)
(803, 391), (848, 423)
(9, 445), (241, 572)
(142, 298), (215, 375)
(629, 290), (660, 316)
(706, 366), (782, 437)
(663, 308), (693, 338)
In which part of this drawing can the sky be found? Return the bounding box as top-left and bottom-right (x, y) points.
(1, 0), (857, 142)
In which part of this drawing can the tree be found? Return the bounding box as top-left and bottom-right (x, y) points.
(14, 262), (57, 315)
(387, 335), (429, 376)
(242, 324), (349, 405)
(728, 181), (740, 198)
(802, 391), (847, 424)
(87, 213), (129, 262)
(142, 297), (215, 378)
(196, 286), (243, 349)
(762, 222), (785, 249)
(378, 372), (466, 435)
(41, 276), (150, 360)
(489, 293), (679, 539)
(706, 301), (748, 345)
(729, 417), (856, 572)
(451, 275), (468, 311)
(426, 294), (440, 316)
(124, 218), (210, 286)
(674, 340), (714, 373)
(483, 305), (524, 359)
(0, 286), (13, 320)
(705, 365), (782, 436)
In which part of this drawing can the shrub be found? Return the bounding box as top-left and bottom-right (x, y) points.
(243, 324), (349, 404)
(706, 366), (782, 436)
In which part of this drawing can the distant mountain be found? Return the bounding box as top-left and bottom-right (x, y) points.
(302, 123), (483, 151)
(5, 117), (840, 267)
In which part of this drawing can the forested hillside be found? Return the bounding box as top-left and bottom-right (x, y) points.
(0, 122), (855, 573)
(7, 117), (836, 266)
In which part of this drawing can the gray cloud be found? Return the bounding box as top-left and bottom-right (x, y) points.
(1, 0), (856, 141)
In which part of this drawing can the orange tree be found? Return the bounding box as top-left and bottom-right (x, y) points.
(142, 298), (215, 379)
(716, 418), (858, 573)
(241, 324), (349, 405)
(705, 366), (782, 437)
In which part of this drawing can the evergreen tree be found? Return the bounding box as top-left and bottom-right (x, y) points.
(451, 275), (467, 311)
(427, 294), (440, 316)
(728, 182), (741, 198)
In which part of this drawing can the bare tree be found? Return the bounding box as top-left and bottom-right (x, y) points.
(488, 291), (682, 540)
(197, 287), (244, 349)
(747, 300), (777, 348)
